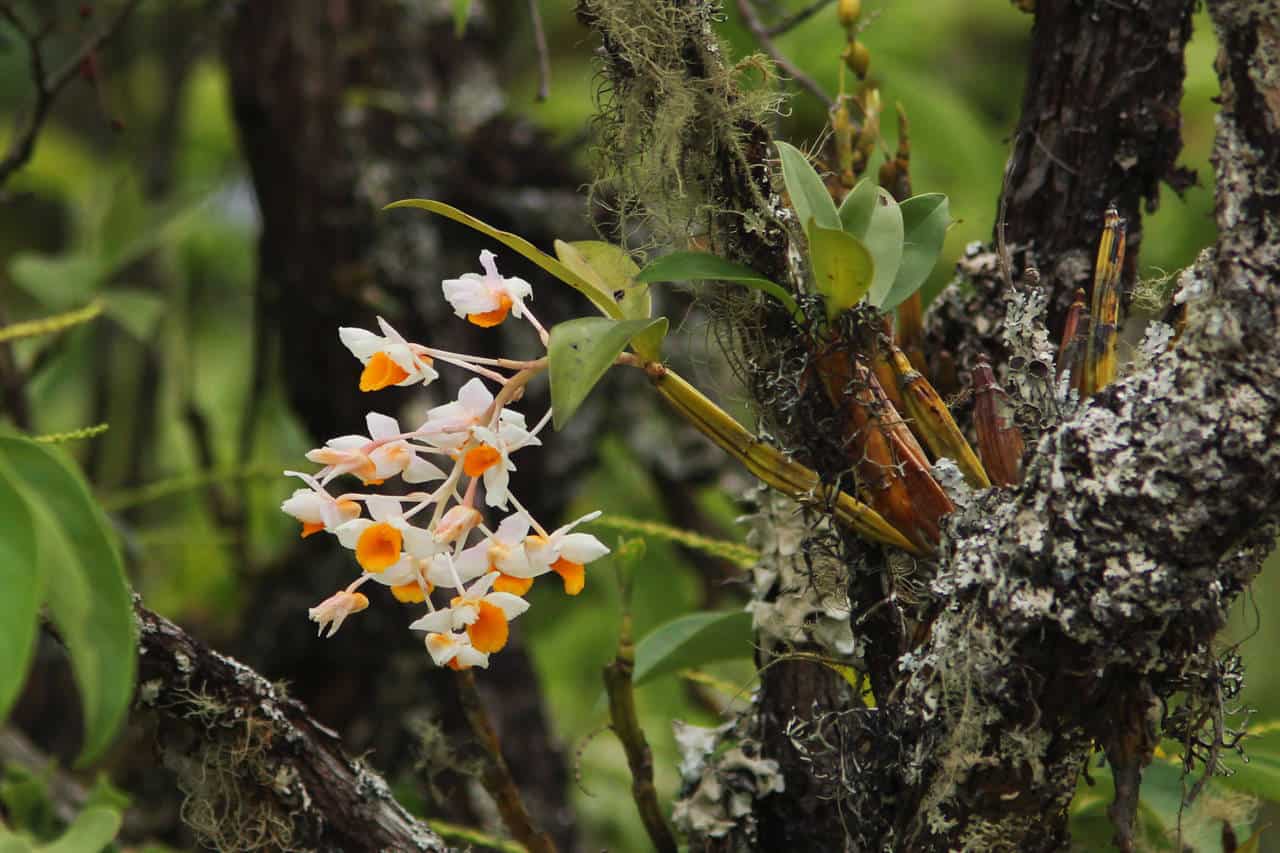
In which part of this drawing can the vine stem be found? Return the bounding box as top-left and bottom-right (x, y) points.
(454, 669), (558, 853)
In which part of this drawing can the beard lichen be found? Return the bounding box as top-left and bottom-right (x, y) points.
(578, 0), (783, 254)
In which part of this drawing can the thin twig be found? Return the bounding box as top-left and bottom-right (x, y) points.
(602, 609), (678, 853)
(454, 670), (558, 853)
(527, 0), (551, 102)
(736, 0), (832, 107)
(766, 0), (835, 37)
(0, 0), (143, 188)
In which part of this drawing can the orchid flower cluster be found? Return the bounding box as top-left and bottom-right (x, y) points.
(282, 250), (610, 670)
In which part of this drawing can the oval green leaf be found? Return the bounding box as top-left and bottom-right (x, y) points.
(776, 141), (840, 234)
(808, 221), (875, 321)
(0, 438), (135, 767)
(557, 240), (649, 320)
(634, 251), (800, 320)
(38, 805), (122, 853)
(863, 189), (905, 308)
(634, 610), (753, 686)
(837, 178), (879, 237)
(385, 199), (622, 320)
(0, 458), (40, 725)
(548, 317), (668, 429)
(553, 240), (664, 360)
(881, 193), (951, 312)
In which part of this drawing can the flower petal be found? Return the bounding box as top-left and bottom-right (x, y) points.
(484, 591), (530, 621)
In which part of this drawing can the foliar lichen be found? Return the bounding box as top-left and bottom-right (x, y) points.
(670, 718), (784, 845)
(744, 485), (860, 661)
(579, 0), (781, 251)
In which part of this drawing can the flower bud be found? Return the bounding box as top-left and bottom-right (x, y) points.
(843, 41), (871, 78)
(434, 505), (482, 544)
(838, 0), (861, 29)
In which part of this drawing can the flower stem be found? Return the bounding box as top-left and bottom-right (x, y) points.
(454, 669), (557, 853)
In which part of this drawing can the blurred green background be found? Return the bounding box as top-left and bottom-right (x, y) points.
(1, 1), (1271, 851)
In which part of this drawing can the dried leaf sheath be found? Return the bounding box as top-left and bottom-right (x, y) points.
(971, 358), (1025, 487)
(888, 346), (991, 489)
(1083, 207), (1127, 396)
(815, 349), (949, 551)
(1058, 288), (1088, 390)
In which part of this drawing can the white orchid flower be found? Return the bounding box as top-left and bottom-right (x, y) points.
(525, 511), (611, 595)
(409, 571), (529, 654)
(334, 495), (434, 574)
(462, 422), (540, 508)
(453, 513), (537, 594)
(339, 316), (438, 391)
(280, 471), (363, 537)
(423, 631), (489, 670)
(441, 250), (532, 328)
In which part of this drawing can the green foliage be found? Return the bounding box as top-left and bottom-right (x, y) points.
(888, 193), (951, 310)
(857, 189), (905, 307)
(0, 764), (126, 853)
(0, 461), (39, 723)
(554, 240), (665, 359)
(634, 251), (799, 319)
(0, 438), (135, 766)
(807, 222), (875, 321)
(776, 140), (840, 232)
(633, 610), (754, 686)
(774, 147), (944, 317)
(548, 317), (668, 428)
(452, 0), (472, 36)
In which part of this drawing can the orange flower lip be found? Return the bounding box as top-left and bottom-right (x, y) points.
(359, 351), (411, 391)
(463, 444), (502, 477)
(355, 521), (403, 572)
(551, 556), (585, 595)
(467, 599), (511, 653)
(467, 293), (514, 328)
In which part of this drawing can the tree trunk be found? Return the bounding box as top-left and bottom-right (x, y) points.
(224, 2), (585, 846)
(582, 0), (1280, 850)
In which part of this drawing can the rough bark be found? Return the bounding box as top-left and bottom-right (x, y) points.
(225, 1), (582, 846)
(584, 0), (1280, 850)
(134, 602), (447, 853)
(925, 0), (1196, 383)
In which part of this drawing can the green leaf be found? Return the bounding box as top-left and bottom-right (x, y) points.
(0, 438), (135, 767)
(635, 250), (800, 320)
(776, 141), (839, 234)
(7, 255), (104, 311)
(881, 194), (951, 312)
(0, 458), (40, 724)
(807, 222), (875, 321)
(37, 806), (121, 853)
(553, 241), (664, 360)
(558, 240), (650, 320)
(633, 610), (753, 686)
(384, 199), (622, 320)
(452, 0), (472, 36)
(861, 189), (905, 308)
(548, 317), (668, 429)
(1218, 729), (1280, 802)
(837, 178), (879, 237)
(101, 289), (165, 343)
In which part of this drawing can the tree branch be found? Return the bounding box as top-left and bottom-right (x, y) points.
(134, 602), (447, 852)
(0, 0), (142, 189)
